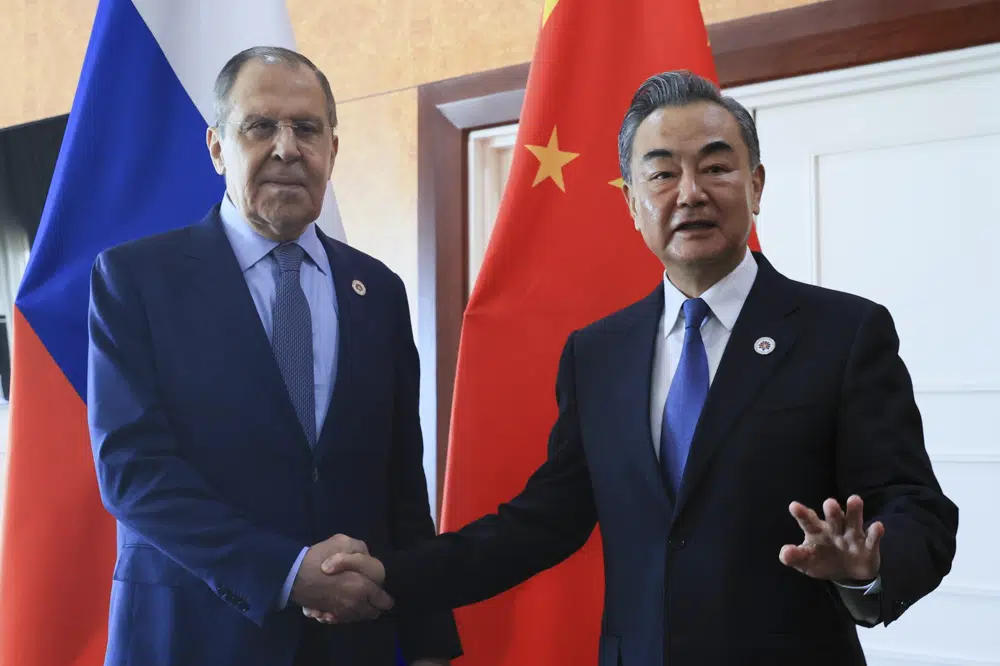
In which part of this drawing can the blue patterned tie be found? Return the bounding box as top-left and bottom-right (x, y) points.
(271, 243), (316, 447)
(661, 297), (711, 493)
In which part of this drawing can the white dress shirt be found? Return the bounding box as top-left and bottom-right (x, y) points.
(647, 248), (881, 624)
(650, 248), (758, 456)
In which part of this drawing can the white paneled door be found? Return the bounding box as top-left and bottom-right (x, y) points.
(728, 42), (1000, 665)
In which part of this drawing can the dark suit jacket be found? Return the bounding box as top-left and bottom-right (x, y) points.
(382, 252), (957, 666)
(88, 206), (461, 666)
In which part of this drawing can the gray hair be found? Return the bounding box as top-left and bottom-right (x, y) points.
(617, 70), (760, 185)
(212, 46), (338, 133)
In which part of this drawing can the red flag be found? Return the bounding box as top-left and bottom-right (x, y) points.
(439, 1), (757, 664)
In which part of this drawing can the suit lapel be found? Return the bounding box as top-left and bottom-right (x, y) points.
(182, 209), (309, 453)
(314, 230), (355, 455)
(608, 287), (676, 515)
(672, 254), (803, 521)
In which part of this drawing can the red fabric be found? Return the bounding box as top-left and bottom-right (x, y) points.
(0, 310), (115, 666)
(437, 1), (757, 664)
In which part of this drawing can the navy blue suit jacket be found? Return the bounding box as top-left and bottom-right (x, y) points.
(381, 253), (957, 666)
(88, 206), (461, 666)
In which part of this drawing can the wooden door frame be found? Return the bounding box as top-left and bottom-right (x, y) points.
(418, 0), (1000, 510)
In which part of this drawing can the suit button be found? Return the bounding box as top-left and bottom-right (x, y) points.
(670, 538), (687, 551)
(312, 468), (319, 482)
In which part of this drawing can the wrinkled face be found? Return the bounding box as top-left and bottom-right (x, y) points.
(623, 101), (764, 275)
(207, 60), (338, 241)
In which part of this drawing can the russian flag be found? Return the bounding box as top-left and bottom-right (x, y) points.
(0, 2), (345, 664)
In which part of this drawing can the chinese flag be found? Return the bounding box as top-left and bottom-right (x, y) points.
(439, 0), (758, 664)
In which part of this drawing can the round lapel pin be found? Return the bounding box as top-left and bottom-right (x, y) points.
(754, 336), (775, 355)
(352, 279), (367, 296)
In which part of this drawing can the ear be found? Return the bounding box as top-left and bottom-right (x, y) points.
(750, 163), (765, 215)
(327, 134), (339, 179)
(207, 126), (225, 175)
(621, 180), (640, 229)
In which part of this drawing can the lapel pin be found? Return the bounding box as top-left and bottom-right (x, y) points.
(754, 336), (775, 355)
(352, 279), (367, 296)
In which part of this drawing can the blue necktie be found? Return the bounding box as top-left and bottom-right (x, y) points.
(661, 297), (711, 493)
(271, 243), (316, 447)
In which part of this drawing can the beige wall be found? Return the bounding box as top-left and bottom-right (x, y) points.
(296, 0), (821, 102)
(0, 0), (823, 310)
(0, 0), (97, 127)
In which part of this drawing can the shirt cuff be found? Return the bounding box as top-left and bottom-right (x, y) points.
(277, 547), (310, 610)
(833, 575), (882, 626)
(834, 575), (882, 596)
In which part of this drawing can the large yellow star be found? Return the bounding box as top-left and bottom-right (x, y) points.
(608, 177), (625, 189)
(542, 0), (561, 26)
(525, 127), (579, 192)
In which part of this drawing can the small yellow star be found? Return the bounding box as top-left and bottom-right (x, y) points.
(542, 0), (561, 26)
(525, 127), (580, 192)
(608, 177), (625, 189)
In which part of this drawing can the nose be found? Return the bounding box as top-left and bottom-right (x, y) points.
(677, 169), (707, 207)
(272, 124), (301, 162)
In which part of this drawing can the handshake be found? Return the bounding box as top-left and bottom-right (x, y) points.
(288, 534), (391, 624)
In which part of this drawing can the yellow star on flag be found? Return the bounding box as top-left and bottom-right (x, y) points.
(608, 177), (625, 189)
(525, 127), (579, 192)
(542, 0), (561, 26)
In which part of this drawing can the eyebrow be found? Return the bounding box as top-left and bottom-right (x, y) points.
(239, 113), (324, 123)
(641, 140), (736, 162)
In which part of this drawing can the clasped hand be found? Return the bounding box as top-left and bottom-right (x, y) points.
(289, 534), (390, 623)
(294, 540), (447, 666)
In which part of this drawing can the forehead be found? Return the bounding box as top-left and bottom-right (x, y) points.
(227, 60), (326, 118)
(633, 101), (746, 159)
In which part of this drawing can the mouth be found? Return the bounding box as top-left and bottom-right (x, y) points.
(673, 220), (718, 233)
(263, 181), (305, 187)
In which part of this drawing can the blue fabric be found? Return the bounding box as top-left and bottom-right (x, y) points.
(660, 297), (710, 492)
(271, 243), (317, 447)
(16, 0), (224, 399)
(90, 209), (461, 664)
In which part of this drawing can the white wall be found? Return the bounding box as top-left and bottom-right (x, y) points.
(728, 41), (1000, 666)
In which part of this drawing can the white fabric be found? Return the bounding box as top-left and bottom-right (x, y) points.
(0, 221), (30, 332)
(129, 0), (346, 241)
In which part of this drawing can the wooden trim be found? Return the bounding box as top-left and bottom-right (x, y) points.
(417, 64), (528, 510)
(710, 0), (1000, 87)
(417, 0), (1000, 512)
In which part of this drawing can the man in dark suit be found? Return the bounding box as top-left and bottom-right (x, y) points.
(87, 46), (460, 666)
(307, 71), (958, 665)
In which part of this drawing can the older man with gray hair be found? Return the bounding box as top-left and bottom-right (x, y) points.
(88, 46), (460, 666)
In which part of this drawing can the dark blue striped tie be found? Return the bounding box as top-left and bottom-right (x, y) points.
(661, 297), (710, 492)
(271, 243), (316, 447)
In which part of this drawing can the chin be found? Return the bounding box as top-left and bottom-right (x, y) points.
(261, 200), (317, 222)
(254, 208), (313, 237)
(667, 242), (732, 266)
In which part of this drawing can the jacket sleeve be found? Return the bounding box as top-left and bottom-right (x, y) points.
(383, 274), (463, 661)
(835, 303), (959, 627)
(381, 330), (599, 613)
(88, 249), (305, 627)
